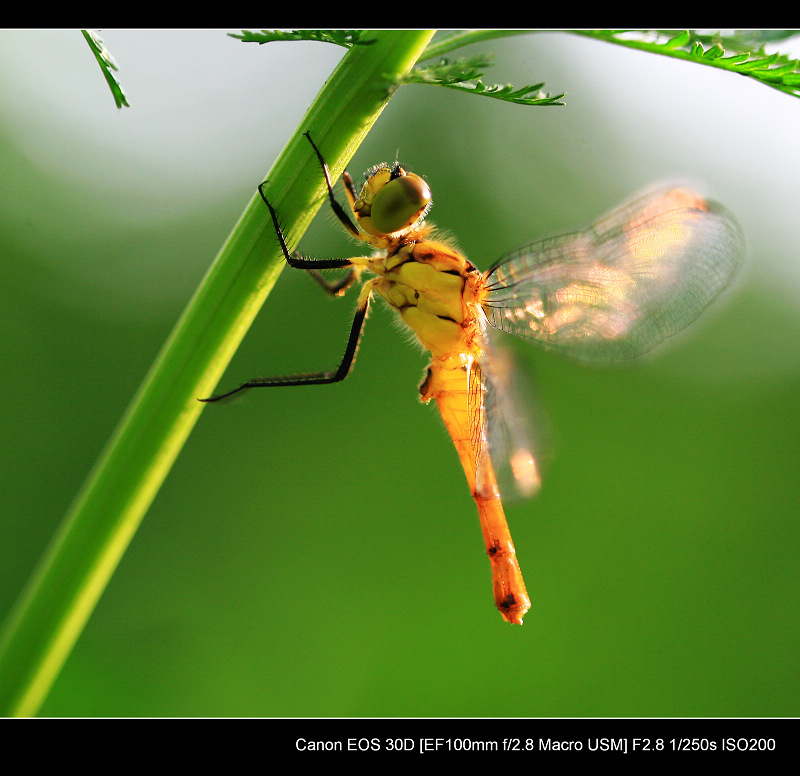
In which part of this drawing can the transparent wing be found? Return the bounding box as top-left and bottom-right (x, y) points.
(482, 187), (744, 362)
(468, 335), (543, 502)
(482, 340), (545, 500)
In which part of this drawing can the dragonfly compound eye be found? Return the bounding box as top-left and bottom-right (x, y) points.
(370, 173), (431, 235)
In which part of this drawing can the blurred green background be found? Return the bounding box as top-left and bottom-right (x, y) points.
(1, 30), (799, 717)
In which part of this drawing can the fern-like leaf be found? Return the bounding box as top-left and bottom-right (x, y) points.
(81, 29), (129, 109)
(575, 30), (800, 98)
(404, 55), (564, 106)
(230, 30), (374, 48)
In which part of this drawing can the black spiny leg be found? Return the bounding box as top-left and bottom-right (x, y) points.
(298, 133), (372, 296)
(342, 169), (359, 205)
(257, 133), (368, 283)
(199, 283), (374, 402)
(303, 131), (362, 239)
(307, 267), (362, 297)
(258, 182), (354, 272)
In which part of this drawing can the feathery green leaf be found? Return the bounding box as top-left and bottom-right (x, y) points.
(81, 29), (129, 109)
(574, 30), (800, 99)
(231, 30), (375, 48)
(404, 55), (564, 106)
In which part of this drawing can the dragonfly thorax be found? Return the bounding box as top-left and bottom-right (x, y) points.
(375, 241), (485, 359)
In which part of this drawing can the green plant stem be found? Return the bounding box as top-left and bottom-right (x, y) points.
(0, 29), (436, 717)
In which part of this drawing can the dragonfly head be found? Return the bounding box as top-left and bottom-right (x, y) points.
(354, 162), (431, 238)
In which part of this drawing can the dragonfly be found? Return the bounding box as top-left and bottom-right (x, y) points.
(202, 132), (744, 624)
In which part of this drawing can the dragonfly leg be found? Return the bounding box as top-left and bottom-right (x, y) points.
(342, 169), (358, 208)
(307, 266), (364, 297)
(258, 182), (355, 271)
(303, 131), (361, 239)
(259, 132), (374, 279)
(200, 281), (375, 402)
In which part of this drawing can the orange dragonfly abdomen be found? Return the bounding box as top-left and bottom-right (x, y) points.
(419, 355), (531, 624)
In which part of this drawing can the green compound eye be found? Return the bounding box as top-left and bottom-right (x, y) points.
(370, 173), (431, 234)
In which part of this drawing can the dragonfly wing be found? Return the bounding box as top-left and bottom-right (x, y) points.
(469, 337), (544, 502)
(482, 339), (545, 500)
(482, 187), (744, 362)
